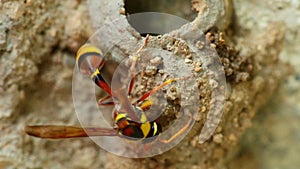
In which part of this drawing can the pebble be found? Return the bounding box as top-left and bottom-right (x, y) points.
(185, 58), (193, 63)
(150, 56), (162, 64)
(213, 133), (223, 144)
(194, 66), (202, 72)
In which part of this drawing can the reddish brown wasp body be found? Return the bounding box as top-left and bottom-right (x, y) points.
(25, 35), (193, 144)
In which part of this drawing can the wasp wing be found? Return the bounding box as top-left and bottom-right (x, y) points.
(25, 125), (117, 139)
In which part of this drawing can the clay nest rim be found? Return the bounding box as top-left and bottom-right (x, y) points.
(71, 0), (231, 157)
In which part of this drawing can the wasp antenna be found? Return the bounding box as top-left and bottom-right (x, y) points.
(135, 34), (150, 55)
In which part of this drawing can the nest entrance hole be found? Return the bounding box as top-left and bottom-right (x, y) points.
(124, 0), (197, 36)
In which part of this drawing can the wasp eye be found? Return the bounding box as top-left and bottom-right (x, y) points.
(76, 44), (105, 76)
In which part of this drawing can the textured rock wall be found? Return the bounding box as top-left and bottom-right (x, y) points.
(0, 1), (102, 168)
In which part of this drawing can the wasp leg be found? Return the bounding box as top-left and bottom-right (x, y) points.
(98, 95), (114, 106)
(128, 34), (150, 96)
(139, 99), (152, 111)
(25, 125), (117, 139)
(92, 71), (113, 96)
(158, 115), (194, 144)
(135, 75), (192, 104)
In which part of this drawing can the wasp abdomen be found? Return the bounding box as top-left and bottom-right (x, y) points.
(115, 113), (162, 143)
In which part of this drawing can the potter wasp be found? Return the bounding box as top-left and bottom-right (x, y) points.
(25, 35), (193, 145)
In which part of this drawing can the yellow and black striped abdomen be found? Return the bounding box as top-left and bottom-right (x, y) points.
(140, 121), (162, 143)
(115, 113), (162, 143)
(76, 44), (112, 95)
(76, 44), (104, 75)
